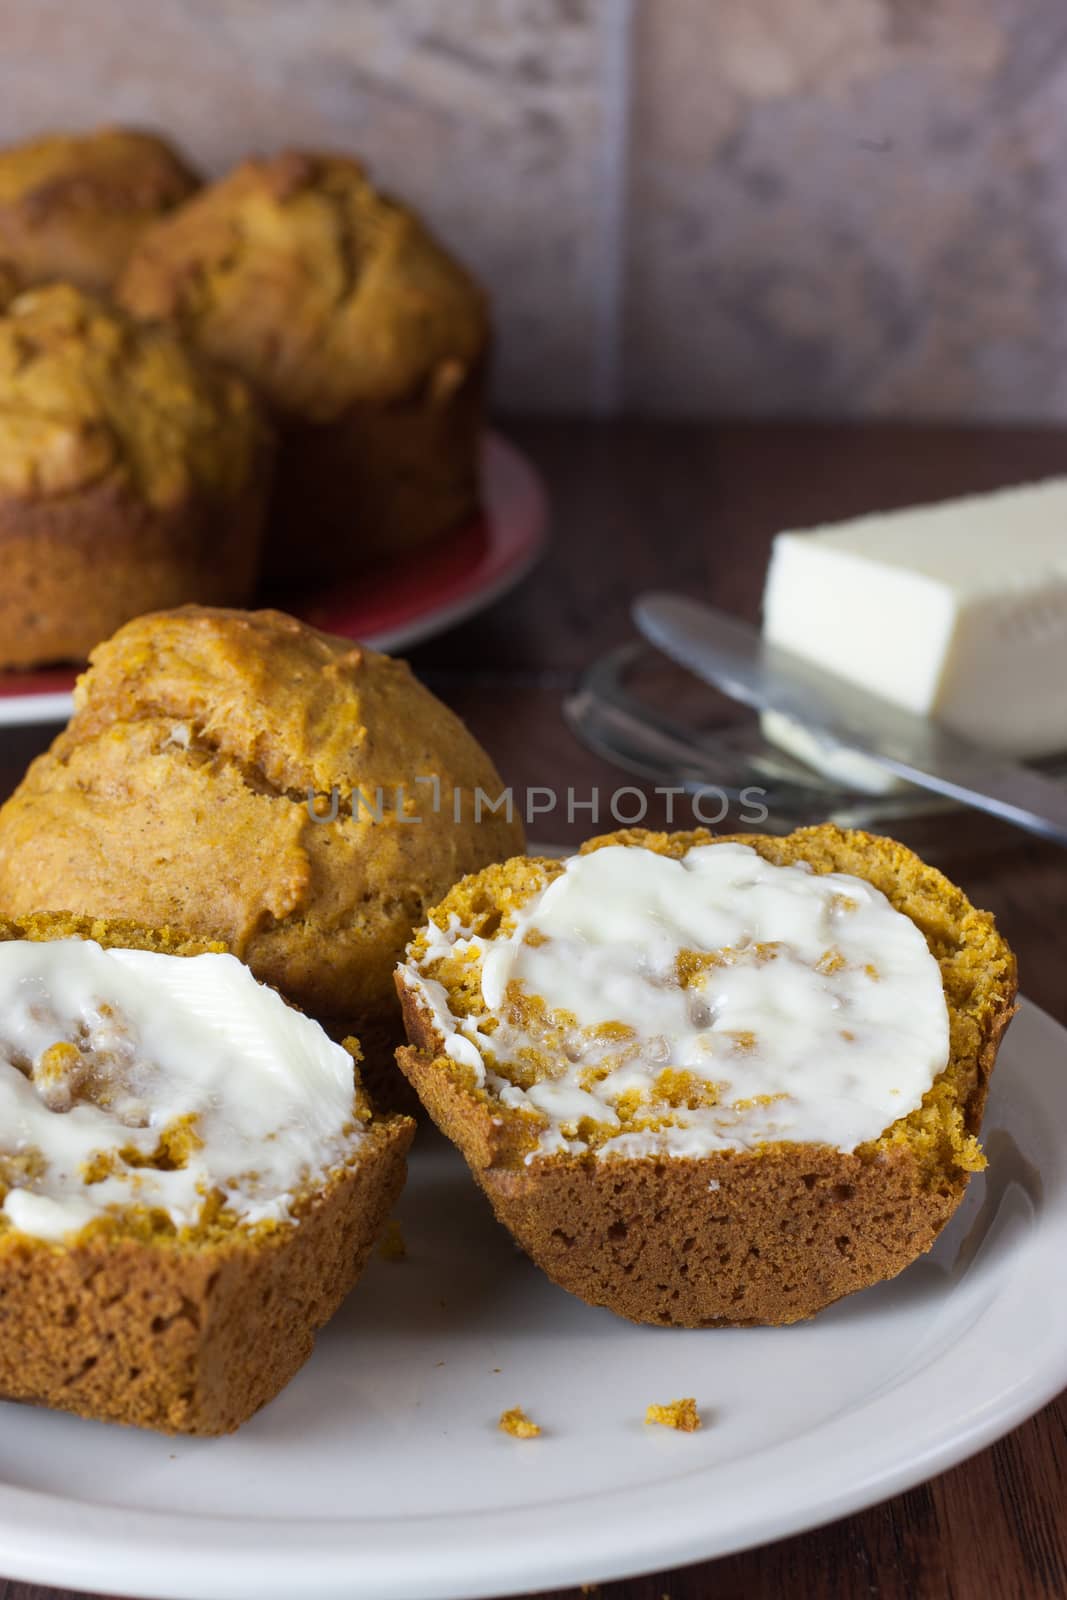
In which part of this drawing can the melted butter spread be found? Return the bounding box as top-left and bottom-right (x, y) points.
(0, 941), (363, 1240)
(400, 843), (950, 1161)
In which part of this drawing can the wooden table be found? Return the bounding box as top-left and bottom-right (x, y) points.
(3, 419), (1067, 1600)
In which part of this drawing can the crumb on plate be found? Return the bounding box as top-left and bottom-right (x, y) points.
(499, 1405), (541, 1439)
(645, 1397), (701, 1432)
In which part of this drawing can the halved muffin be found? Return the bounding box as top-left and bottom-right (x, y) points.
(0, 912), (413, 1434)
(117, 149), (488, 576)
(395, 826), (1017, 1326)
(0, 126), (199, 293)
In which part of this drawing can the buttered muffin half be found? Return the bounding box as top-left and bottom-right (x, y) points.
(0, 912), (413, 1434)
(396, 826), (1017, 1326)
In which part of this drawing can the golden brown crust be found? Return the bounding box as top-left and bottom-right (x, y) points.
(0, 912), (415, 1433)
(395, 825), (1019, 1326)
(0, 286), (273, 668)
(0, 605), (525, 1040)
(0, 127), (199, 293)
(117, 149), (489, 574)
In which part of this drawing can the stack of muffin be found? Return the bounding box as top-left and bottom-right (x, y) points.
(0, 127), (490, 669)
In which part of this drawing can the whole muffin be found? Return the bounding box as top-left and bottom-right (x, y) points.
(117, 150), (489, 578)
(0, 606), (524, 1060)
(0, 127), (199, 293)
(0, 285), (273, 669)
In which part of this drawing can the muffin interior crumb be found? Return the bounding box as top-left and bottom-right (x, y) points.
(399, 832), (987, 1168)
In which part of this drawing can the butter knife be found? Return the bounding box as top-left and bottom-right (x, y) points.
(634, 592), (1067, 847)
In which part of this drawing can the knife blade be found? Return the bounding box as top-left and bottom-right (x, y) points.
(633, 591), (1067, 847)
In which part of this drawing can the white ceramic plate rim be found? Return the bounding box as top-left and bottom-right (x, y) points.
(0, 996), (1064, 1600)
(0, 691), (74, 729)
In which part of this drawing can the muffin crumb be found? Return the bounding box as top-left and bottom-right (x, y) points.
(499, 1405), (541, 1439)
(645, 1397), (702, 1432)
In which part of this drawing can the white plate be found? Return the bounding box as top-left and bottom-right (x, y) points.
(0, 998), (1063, 1600)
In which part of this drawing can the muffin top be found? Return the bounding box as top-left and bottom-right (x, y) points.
(118, 150), (489, 422)
(0, 284), (270, 509)
(0, 126), (199, 293)
(65, 604), (506, 801)
(0, 604), (524, 1026)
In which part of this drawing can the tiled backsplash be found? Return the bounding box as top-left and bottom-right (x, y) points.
(2, 0), (1063, 419)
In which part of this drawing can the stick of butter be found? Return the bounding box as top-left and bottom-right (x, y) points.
(761, 478), (1067, 794)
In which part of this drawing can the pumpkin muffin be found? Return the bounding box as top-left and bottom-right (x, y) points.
(0, 605), (524, 1093)
(117, 150), (489, 578)
(395, 826), (1017, 1327)
(0, 284), (273, 669)
(0, 909), (413, 1434)
(0, 126), (198, 293)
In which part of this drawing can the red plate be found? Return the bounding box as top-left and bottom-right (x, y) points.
(0, 432), (548, 729)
